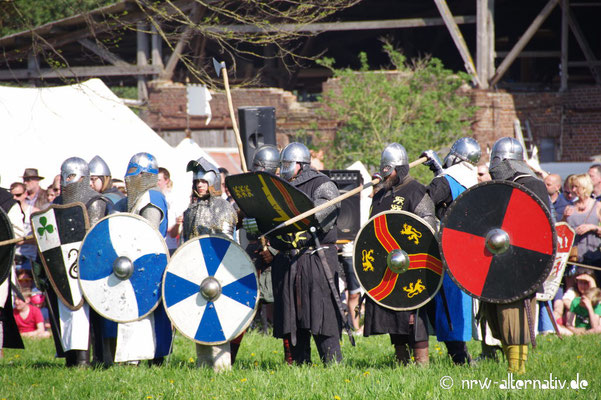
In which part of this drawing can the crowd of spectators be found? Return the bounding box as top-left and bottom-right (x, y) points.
(543, 164), (601, 336)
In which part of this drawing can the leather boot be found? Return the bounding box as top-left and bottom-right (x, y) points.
(65, 350), (76, 367)
(74, 350), (91, 367)
(413, 347), (429, 366)
(394, 344), (411, 365)
(148, 357), (164, 366)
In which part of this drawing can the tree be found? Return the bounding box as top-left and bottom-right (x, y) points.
(312, 44), (475, 183)
(0, 0), (361, 87)
(0, 1), (114, 36)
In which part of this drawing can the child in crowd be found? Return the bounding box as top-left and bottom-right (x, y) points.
(13, 292), (51, 339)
(565, 270), (601, 335)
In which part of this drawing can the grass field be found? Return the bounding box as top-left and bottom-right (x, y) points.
(1, 329), (598, 399)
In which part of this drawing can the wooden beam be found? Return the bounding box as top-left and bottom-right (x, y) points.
(433, 0), (481, 87)
(477, 0), (490, 88)
(151, 25), (164, 69)
(487, 0), (495, 81)
(562, 4), (601, 83)
(137, 22), (149, 101)
(0, 0), (195, 63)
(27, 52), (40, 73)
(207, 16), (476, 34)
(0, 65), (161, 80)
(560, 0), (569, 91)
(160, 5), (205, 81)
(568, 61), (601, 67)
(78, 38), (129, 66)
(490, 0), (559, 87)
(495, 50), (561, 58)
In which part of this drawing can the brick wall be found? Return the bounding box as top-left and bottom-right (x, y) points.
(143, 80), (338, 147)
(143, 79), (601, 162)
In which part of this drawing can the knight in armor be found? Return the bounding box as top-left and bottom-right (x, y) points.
(241, 145), (280, 334)
(51, 157), (110, 367)
(88, 155), (125, 205)
(251, 144), (280, 174)
(108, 153), (173, 365)
(0, 183), (26, 357)
(481, 137), (552, 374)
(422, 138), (481, 364)
(183, 158), (237, 240)
(364, 143), (437, 365)
(266, 142), (343, 365)
(182, 157), (238, 371)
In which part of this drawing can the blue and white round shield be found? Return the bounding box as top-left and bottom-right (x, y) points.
(78, 213), (169, 323)
(163, 235), (259, 345)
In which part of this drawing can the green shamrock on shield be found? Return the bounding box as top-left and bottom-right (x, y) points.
(37, 216), (54, 237)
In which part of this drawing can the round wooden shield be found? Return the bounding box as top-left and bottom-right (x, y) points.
(162, 235), (259, 345)
(353, 211), (443, 311)
(78, 213), (169, 322)
(439, 180), (556, 304)
(0, 206), (16, 285)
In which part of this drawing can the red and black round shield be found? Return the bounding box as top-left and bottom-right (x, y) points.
(439, 180), (556, 304)
(353, 211), (443, 311)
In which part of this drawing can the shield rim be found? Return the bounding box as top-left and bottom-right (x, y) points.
(0, 206), (16, 285)
(353, 210), (443, 311)
(162, 234), (260, 345)
(32, 203), (89, 311)
(77, 212), (169, 322)
(438, 179), (558, 304)
(225, 171), (318, 236)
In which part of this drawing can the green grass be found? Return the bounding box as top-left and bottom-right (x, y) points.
(1, 330), (598, 399)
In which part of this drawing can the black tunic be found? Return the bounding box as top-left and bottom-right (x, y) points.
(0, 187), (24, 350)
(363, 176), (434, 341)
(271, 169), (342, 341)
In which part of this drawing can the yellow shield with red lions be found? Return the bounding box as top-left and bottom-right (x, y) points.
(353, 210), (443, 311)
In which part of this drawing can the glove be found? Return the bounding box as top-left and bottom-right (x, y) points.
(242, 217), (259, 235)
(420, 149), (443, 176)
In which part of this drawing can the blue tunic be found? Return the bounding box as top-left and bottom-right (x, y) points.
(433, 175), (473, 342)
(105, 189), (172, 359)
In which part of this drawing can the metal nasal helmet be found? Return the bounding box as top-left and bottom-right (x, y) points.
(444, 137), (481, 167)
(379, 143), (408, 178)
(279, 142), (311, 181)
(489, 137), (524, 169)
(88, 155), (112, 177)
(125, 152), (159, 177)
(60, 157), (90, 187)
(252, 144), (280, 174)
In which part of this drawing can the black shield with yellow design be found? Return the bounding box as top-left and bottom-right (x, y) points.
(225, 171), (316, 237)
(353, 210), (443, 311)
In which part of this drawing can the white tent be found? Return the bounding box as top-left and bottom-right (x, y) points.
(0, 79), (215, 204)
